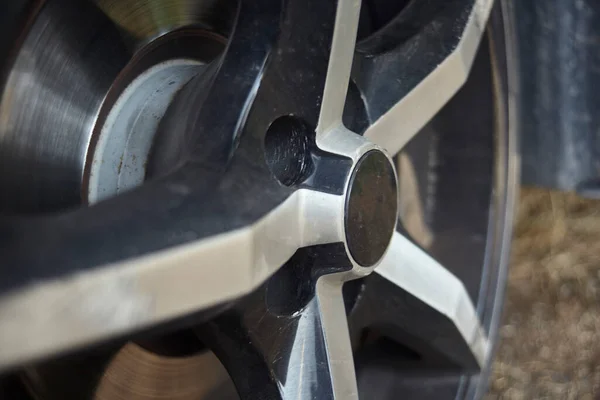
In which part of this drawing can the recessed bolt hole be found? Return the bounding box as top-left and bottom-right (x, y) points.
(264, 116), (313, 186)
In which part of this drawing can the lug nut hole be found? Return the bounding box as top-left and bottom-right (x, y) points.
(264, 115), (314, 186)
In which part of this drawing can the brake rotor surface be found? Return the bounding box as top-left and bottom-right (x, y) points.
(3, 0), (237, 398)
(94, 343), (235, 400)
(0, 0), (230, 212)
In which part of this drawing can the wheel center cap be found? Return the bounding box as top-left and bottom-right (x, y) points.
(344, 150), (398, 267)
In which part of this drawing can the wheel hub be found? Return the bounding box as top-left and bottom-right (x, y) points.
(87, 59), (203, 203)
(344, 150), (398, 267)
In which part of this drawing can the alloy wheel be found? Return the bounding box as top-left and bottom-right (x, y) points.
(0, 0), (518, 399)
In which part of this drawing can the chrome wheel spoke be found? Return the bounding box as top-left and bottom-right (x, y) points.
(199, 252), (358, 400)
(361, 0), (494, 156)
(317, 0), (362, 139)
(350, 231), (488, 371)
(315, 276), (360, 399)
(0, 164), (350, 370)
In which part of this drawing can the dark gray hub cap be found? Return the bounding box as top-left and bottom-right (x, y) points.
(344, 150), (398, 267)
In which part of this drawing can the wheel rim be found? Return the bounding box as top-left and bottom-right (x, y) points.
(0, 0), (518, 399)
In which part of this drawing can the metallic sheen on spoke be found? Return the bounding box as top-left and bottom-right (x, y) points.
(363, 0), (495, 156)
(375, 231), (489, 367)
(316, 0), (361, 140)
(315, 276), (360, 400)
(0, 189), (344, 370)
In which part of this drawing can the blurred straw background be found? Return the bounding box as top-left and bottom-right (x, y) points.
(486, 187), (600, 399)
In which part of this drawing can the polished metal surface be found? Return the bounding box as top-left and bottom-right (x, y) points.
(363, 0), (495, 156)
(198, 248), (362, 400)
(468, 3), (520, 395)
(352, 4), (517, 397)
(0, 0), (127, 212)
(375, 232), (489, 367)
(316, 0), (361, 138)
(0, 188), (342, 369)
(0, 139), (394, 371)
(315, 275), (360, 400)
